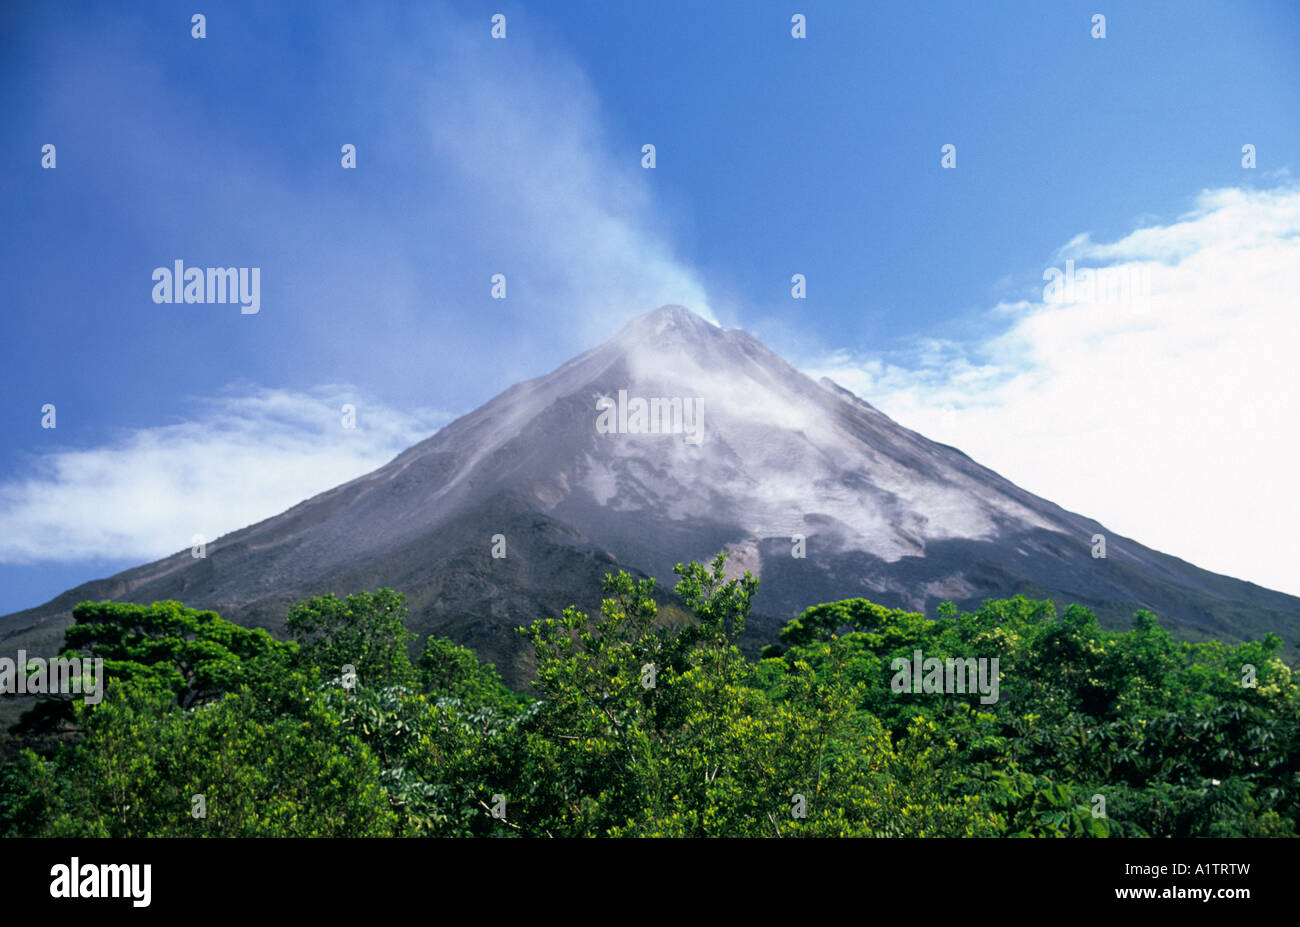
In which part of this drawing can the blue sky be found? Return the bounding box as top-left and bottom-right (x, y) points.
(2, 0), (1298, 612)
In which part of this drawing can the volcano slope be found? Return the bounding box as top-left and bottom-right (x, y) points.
(2, 305), (1296, 710)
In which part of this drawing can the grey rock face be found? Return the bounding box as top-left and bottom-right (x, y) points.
(2, 305), (1296, 703)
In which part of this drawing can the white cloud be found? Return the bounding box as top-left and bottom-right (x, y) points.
(401, 13), (716, 339)
(0, 386), (446, 563)
(805, 185), (1300, 597)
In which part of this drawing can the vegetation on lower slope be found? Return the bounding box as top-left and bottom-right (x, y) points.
(0, 554), (1294, 837)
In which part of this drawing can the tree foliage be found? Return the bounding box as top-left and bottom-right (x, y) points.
(1, 562), (1294, 838)
(286, 588), (416, 688)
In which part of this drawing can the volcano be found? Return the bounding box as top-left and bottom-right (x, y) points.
(3, 305), (1296, 697)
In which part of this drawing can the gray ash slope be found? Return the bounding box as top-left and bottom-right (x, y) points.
(3, 305), (1296, 693)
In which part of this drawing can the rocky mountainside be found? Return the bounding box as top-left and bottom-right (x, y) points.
(3, 305), (1296, 702)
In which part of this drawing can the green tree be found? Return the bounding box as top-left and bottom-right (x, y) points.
(418, 636), (523, 713)
(7, 681), (397, 837)
(12, 599), (296, 739)
(286, 588), (417, 688)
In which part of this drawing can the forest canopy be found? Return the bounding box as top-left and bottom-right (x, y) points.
(1, 554), (1295, 838)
